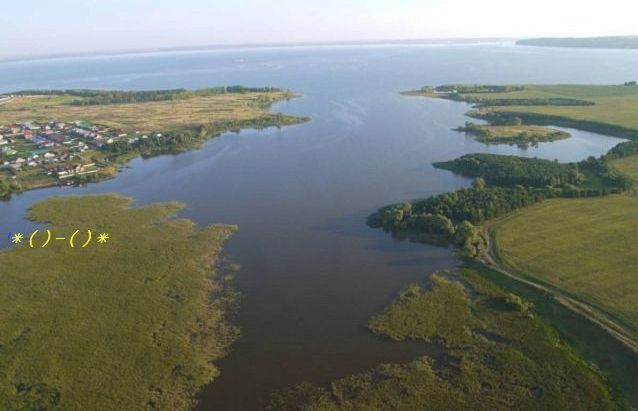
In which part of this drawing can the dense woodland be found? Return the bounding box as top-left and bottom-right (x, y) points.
(434, 154), (584, 187)
(369, 141), (634, 258)
(13, 86), (284, 105)
(602, 140), (638, 160)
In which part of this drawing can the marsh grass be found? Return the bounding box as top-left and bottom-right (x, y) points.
(269, 269), (626, 410)
(0, 195), (238, 411)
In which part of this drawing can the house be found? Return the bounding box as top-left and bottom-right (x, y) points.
(23, 122), (40, 131)
(46, 133), (65, 144)
(23, 129), (34, 138)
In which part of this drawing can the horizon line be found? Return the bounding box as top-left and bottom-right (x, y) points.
(0, 36), (522, 64)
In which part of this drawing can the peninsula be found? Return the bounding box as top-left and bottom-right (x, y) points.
(0, 87), (308, 198)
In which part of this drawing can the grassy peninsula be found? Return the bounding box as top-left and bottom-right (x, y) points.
(0, 87), (308, 198)
(0, 195), (238, 411)
(270, 269), (628, 410)
(405, 83), (638, 139)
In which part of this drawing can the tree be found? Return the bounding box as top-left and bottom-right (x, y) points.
(472, 177), (486, 190)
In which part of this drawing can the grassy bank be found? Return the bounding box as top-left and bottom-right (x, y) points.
(491, 194), (638, 338)
(0, 195), (238, 411)
(270, 268), (629, 410)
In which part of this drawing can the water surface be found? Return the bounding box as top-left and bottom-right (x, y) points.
(0, 41), (635, 410)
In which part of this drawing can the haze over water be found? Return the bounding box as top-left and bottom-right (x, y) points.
(1, 41), (636, 410)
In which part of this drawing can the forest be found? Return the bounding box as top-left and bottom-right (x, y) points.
(369, 141), (634, 258)
(434, 153), (584, 187)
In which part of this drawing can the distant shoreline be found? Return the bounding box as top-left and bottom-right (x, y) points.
(517, 35), (638, 50)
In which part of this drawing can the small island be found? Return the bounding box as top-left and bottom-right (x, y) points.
(0, 87), (309, 198)
(456, 121), (569, 147)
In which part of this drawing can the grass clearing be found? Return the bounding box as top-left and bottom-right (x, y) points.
(610, 154), (638, 181)
(492, 195), (638, 336)
(0, 195), (238, 411)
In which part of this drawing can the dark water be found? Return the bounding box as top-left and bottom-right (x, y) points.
(0, 41), (636, 410)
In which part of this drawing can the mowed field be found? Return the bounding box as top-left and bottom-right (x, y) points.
(0, 91), (292, 132)
(493, 194), (638, 336)
(464, 85), (638, 131)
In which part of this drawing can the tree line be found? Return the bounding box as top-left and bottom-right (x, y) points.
(13, 86), (284, 106)
(104, 113), (307, 158)
(369, 140), (634, 257)
(434, 153), (584, 188)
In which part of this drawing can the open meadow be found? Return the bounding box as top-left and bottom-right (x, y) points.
(492, 194), (638, 338)
(0, 91), (295, 133)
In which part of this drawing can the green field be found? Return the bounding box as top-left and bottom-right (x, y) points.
(270, 269), (626, 410)
(0, 195), (238, 411)
(492, 195), (638, 337)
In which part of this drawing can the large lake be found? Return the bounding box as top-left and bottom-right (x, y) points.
(1, 41), (636, 410)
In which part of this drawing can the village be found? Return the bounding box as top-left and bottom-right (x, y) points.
(0, 118), (153, 187)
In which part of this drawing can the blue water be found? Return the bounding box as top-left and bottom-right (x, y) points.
(0, 41), (636, 410)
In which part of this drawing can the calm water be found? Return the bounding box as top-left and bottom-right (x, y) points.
(0, 41), (636, 410)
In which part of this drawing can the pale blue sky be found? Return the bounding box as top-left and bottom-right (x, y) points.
(1, 0), (636, 58)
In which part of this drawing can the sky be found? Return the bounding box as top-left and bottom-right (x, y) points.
(1, 0), (637, 58)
